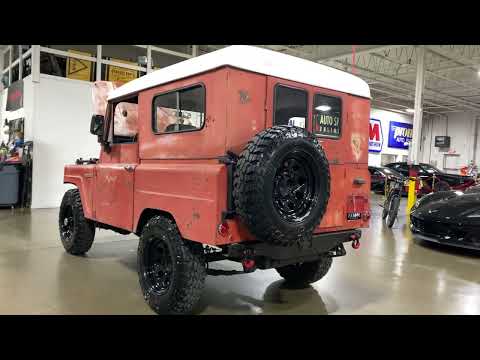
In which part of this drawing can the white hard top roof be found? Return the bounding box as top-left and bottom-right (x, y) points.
(108, 45), (370, 100)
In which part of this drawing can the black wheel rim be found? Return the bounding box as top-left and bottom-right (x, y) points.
(143, 236), (173, 296)
(60, 205), (74, 243)
(272, 151), (317, 223)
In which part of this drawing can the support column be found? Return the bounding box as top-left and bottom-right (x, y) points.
(18, 46), (23, 80)
(0, 49), (4, 92)
(146, 45), (152, 74)
(96, 45), (102, 81)
(31, 45), (40, 83)
(473, 115), (479, 163)
(407, 46), (426, 213)
(410, 46), (426, 165)
(192, 45), (198, 57)
(8, 46), (12, 86)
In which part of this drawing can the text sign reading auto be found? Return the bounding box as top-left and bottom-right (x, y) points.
(369, 119), (383, 153)
(388, 121), (413, 150)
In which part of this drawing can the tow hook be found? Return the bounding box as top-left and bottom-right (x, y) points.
(241, 249), (256, 273)
(352, 239), (360, 249)
(350, 233), (361, 249)
(242, 259), (256, 272)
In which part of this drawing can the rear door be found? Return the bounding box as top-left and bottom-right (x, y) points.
(266, 77), (371, 230)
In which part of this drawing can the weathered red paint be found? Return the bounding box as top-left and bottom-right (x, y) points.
(65, 66), (371, 245)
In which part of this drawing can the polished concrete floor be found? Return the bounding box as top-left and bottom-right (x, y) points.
(0, 193), (479, 315)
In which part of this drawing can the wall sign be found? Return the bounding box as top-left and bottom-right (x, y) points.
(6, 80), (23, 111)
(369, 118), (383, 153)
(388, 121), (413, 150)
(434, 135), (450, 148)
(107, 58), (138, 83)
(66, 50), (93, 81)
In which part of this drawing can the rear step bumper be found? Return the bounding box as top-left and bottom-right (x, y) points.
(222, 229), (362, 270)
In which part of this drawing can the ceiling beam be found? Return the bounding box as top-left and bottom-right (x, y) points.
(426, 46), (479, 73)
(317, 45), (408, 62)
(371, 51), (480, 95)
(328, 59), (480, 111)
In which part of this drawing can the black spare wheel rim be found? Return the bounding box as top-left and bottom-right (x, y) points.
(143, 235), (173, 296)
(273, 150), (318, 223)
(60, 205), (74, 244)
(233, 126), (330, 247)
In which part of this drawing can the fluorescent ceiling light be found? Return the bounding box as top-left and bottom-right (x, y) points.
(405, 108), (415, 113)
(315, 105), (331, 112)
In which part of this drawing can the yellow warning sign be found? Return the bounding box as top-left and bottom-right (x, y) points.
(66, 50), (93, 81)
(107, 58), (138, 83)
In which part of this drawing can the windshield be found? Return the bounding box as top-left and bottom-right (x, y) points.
(382, 167), (403, 178)
(420, 163), (442, 174)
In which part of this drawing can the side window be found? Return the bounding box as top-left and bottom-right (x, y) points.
(273, 85), (308, 127)
(399, 164), (409, 175)
(312, 94), (342, 138)
(153, 85), (205, 134)
(113, 100), (138, 144)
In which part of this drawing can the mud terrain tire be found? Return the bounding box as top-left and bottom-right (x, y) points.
(276, 256), (333, 286)
(138, 216), (206, 315)
(233, 126), (330, 247)
(59, 189), (95, 255)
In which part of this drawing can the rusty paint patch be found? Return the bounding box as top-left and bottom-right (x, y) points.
(239, 90), (250, 104)
(192, 212), (200, 220)
(351, 133), (362, 162)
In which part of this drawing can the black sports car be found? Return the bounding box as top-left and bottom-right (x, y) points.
(385, 162), (476, 194)
(368, 166), (405, 194)
(410, 185), (480, 250)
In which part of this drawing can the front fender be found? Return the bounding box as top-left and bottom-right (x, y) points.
(64, 164), (96, 220)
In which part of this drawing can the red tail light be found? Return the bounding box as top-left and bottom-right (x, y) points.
(217, 222), (229, 237)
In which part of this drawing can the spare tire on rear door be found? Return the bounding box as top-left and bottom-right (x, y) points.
(233, 125), (330, 247)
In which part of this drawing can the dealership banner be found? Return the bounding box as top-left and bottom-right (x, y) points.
(6, 80), (23, 111)
(388, 121), (413, 150)
(369, 118), (383, 153)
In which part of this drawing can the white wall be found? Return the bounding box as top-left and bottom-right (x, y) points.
(420, 111), (479, 174)
(368, 108), (413, 167)
(30, 75), (101, 208)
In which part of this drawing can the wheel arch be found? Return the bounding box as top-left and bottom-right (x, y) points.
(63, 179), (94, 219)
(135, 208), (177, 236)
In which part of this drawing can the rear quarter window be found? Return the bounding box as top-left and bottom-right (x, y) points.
(312, 94), (342, 138)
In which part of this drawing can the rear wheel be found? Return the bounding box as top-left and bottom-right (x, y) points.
(138, 216), (206, 315)
(59, 189), (95, 255)
(386, 194), (400, 228)
(276, 256), (333, 287)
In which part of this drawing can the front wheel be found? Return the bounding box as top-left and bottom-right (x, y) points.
(382, 193), (391, 219)
(386, 194), (400, 228)
(276, 256), (333, 287)
(59, 189), (95, 255)
(138, 216), (206, 315)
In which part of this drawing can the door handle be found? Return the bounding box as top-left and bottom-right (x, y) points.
(124, 165), (135, 172)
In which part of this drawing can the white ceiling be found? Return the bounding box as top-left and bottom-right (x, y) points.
(201, 45), (480, 117)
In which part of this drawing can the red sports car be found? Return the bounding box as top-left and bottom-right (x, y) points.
(384, 162), (477, 196)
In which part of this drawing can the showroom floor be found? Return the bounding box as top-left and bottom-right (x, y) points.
(0, 193), (479, 315)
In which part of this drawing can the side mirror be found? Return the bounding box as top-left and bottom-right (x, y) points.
(90, 115), (104, 139)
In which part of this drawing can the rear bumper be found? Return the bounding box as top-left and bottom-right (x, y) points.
(227, 229), (361, 269)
